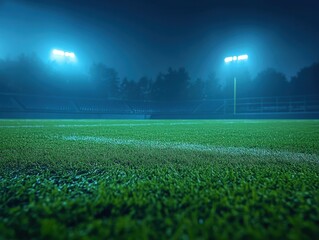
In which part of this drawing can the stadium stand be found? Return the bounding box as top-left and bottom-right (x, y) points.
(0, 94), (21, 111)
(76, 99), (131, 114)
(16, 95), (77, 112)
(193, 100), (226, 114)
(0, 93), (319, 118)
(126, 101), (198, 114)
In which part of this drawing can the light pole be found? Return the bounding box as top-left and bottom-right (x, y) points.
(224, 54), (248, 115)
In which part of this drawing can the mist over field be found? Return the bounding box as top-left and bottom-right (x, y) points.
(1, 1), (319, 239)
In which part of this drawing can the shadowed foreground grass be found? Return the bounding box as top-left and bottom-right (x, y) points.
(0, 120), (318, 239)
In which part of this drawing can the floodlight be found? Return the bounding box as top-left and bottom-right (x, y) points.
(224, 57), (233, 63)
(52, 49), (65, 56)
(224, 54), (248, 63)
(51, 49), (77, 63)
(65, 52), (75, 58)
(52, 49), (76, 58)
(238, 54), (248, 61)
(224, 53), (249, 115)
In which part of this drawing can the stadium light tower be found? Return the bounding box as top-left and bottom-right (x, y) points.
(51, 49), (76, 63)
(224, 54), (248, 115)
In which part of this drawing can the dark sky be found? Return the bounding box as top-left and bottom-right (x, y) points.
(1, 0), (319, 80)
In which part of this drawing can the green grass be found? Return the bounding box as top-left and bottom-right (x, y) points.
(0, 119), (318, 239)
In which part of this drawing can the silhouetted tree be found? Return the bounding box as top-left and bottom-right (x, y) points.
(0, 54), (49, 94)
(189, 78), (204, 100)
(137, 76), (152, 100)
(150, 72), (165, 101)
(120, 76), (152, 100)
(89, 63), (120, 98)
(151, 67), (190, 101)
(290, 62), (319, 96)
(237, 70), (252, 98)
(252, 68), (288, 97)
(5, 53), (318, 101)
(203, 73), (221, 99)
(0, 54), (93, 97)
(120, 78), (138, 100)
(120, 77), (129, 99)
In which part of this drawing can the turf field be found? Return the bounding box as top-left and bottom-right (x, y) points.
(0, 119), (319, 239)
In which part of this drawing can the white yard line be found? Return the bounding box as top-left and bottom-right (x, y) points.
(0, 125), (45, 128)
(56, 122), (200, 127)
(0, 122), (200, 128)
(62, 135), (319, 162)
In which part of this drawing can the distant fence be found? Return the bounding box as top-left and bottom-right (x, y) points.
(1, 93), (319, 119)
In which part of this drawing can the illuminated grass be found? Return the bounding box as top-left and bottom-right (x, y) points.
(0, 120), (318, 239)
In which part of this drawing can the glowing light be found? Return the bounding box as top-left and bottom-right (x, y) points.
(224, 54), (248, 63)
(51, 49), (77, 63)
(52, 49), (65, 56)
(65, 52), (75, 58)
(52, 49), (75, 58)
(224, 57), (233, 63)
(238, 54), (248, 60)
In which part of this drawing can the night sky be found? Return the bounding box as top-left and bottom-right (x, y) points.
(1, 0), (319, 80)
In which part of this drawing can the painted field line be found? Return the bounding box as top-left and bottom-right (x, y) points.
(56, 122), (200, 127)
(0, 122), (200, 128)
(0, 125), (45, 128)
(62, 135), (319, 162)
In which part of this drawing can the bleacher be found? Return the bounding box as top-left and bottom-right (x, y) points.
(0, 95), (20, 111)
(76, 99), (131, 114)
(0, 93), (319, 118)
(234, 96), (319, 114)
(16, 96), (76, 112)
(193, 100), (225, 114)
(127, 101), (198, 114)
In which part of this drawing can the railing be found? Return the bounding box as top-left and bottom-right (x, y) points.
(228, 95), (319, 114)
(1, 93), (319, 116)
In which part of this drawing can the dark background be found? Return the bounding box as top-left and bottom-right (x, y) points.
(0, 0), (319, 100)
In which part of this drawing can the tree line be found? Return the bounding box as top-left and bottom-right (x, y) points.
(0, 54), (318, 101)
